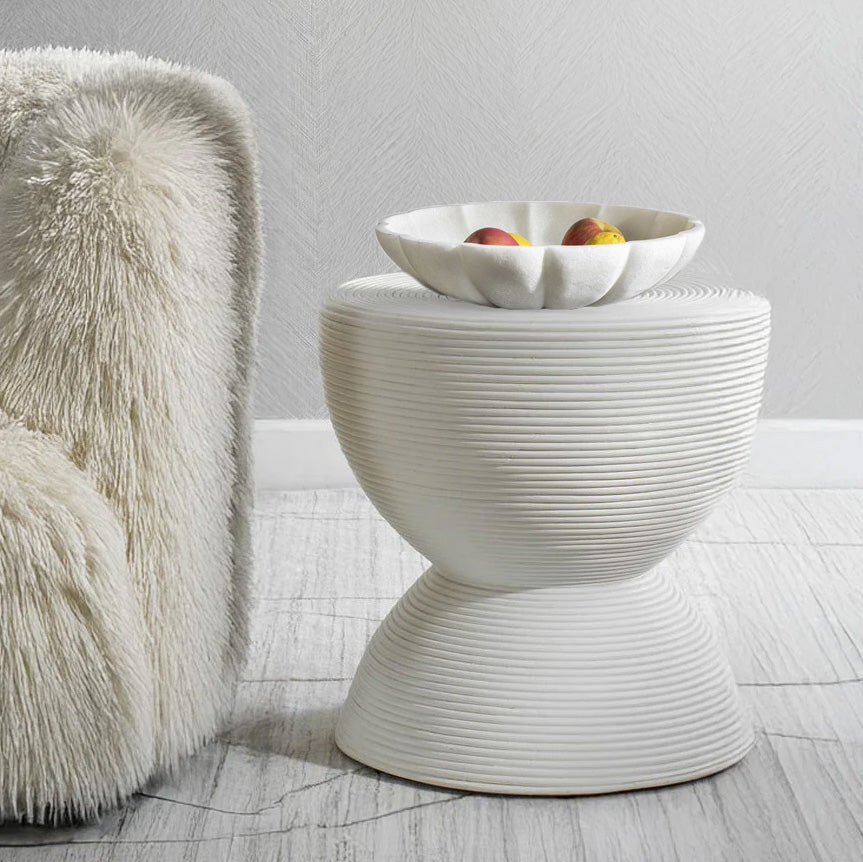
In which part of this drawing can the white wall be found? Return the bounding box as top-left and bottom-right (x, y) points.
(2, 1), (861, 420)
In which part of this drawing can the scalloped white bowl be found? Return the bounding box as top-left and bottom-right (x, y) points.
(376, 201), (705, 309)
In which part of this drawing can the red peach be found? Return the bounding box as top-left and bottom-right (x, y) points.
(562, 218), (622, 246)
(464, 227), (519, 245)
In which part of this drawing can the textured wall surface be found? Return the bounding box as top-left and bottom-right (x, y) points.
(1, 1), (861, 418)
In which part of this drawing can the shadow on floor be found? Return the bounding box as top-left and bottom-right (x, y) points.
(223, 703), (466, 797)
(0, 808), (123, 848)
(225, 703), (356, 770)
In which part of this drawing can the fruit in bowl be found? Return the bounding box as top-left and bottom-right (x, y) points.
(465, 219), (625, 248)
(562, 218), (626, 246)
(464, 227), (531, 246)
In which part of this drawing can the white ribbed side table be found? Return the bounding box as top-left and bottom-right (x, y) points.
(319, 273), (770, 795)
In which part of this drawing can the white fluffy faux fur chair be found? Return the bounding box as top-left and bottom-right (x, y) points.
(0, 48), (261, 824)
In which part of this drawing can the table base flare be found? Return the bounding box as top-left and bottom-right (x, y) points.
(335, 566), (754, 794)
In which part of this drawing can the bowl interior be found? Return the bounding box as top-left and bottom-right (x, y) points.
(378, 202), (697, 247)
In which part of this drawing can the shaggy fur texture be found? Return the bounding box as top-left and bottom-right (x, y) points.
(0, 416), (154, 822)
(0, 48), (261, 823)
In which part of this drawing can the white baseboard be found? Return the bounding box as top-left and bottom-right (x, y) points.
(254, 419), (354, 490)
(254, 419), (863, 491)
(742, 420), (863, 488)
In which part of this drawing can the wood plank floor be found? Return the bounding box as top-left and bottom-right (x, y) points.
(2, 488), (863, 861)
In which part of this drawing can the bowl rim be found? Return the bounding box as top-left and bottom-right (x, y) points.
(376, 200), (704, 248)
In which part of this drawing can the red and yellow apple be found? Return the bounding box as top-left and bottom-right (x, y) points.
(562, 218), (625, 246)
(464, 227), (520, 245)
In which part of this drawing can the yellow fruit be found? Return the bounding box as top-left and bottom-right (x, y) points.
(509, 233), (532, 246)
(585, 231), (625, 245)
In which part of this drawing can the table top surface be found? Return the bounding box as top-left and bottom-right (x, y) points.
(325, 274), (771, 328)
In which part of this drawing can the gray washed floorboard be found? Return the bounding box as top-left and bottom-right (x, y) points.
(2, 488), (863, 861)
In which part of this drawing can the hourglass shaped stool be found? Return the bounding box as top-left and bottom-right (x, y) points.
(319, 274), (770, 795)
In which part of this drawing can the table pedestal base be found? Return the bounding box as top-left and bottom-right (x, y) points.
(336, 567), (753, 795)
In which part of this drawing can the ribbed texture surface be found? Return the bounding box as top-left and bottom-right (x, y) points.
(321, 275), (770, 588)
(336, 567), (753, 794)
(321, 274), (769, 792)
